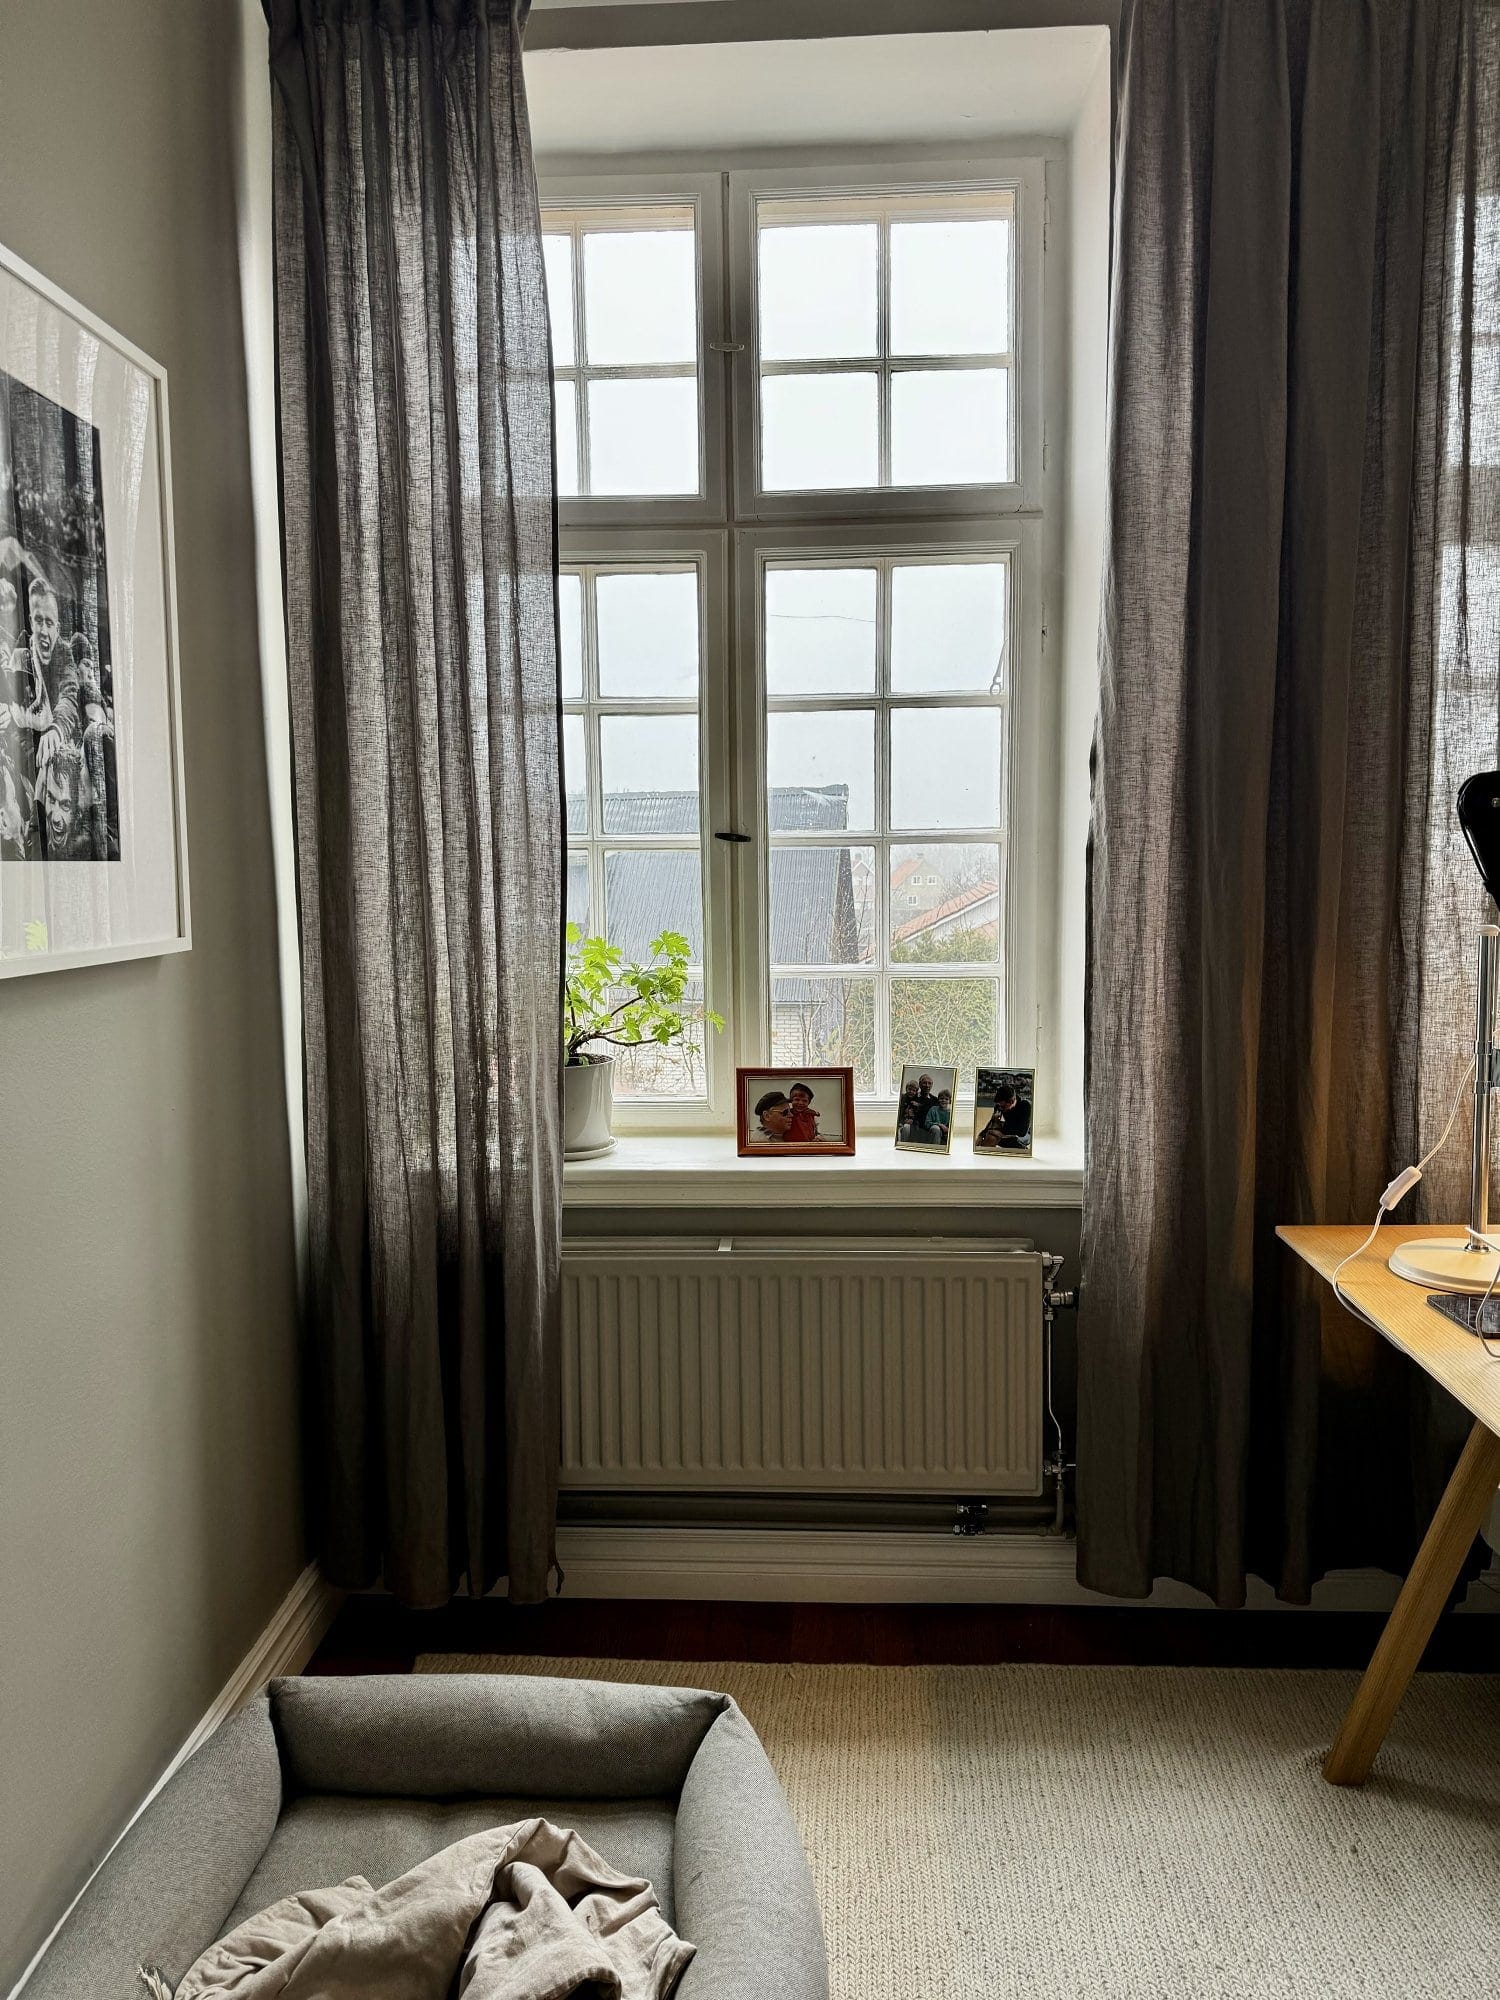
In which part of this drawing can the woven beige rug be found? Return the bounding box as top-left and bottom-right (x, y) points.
(417, 1655), (1500, 1999)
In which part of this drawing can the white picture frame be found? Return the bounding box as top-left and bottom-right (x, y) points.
(0, 239), (189, 978)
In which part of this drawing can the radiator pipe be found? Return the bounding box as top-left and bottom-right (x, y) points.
(1041, 1254), (1077, 1537)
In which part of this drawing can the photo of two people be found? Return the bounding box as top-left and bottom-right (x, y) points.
(0, 366), (119, 864)
(736, 1067), (856, 1155)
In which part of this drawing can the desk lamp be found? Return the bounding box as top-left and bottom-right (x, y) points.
(1388, 772), (1500, 1292)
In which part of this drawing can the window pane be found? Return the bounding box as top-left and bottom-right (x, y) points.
(582, 228), (696, 366)
(890, 977), (999, 1091)
(563, 711), (587, 833)
(559, 571), (584, 699)
(770, 846), (876, 965)
(890, 219), (1010, 357)
(566, 850), (589, 932)
(891, 368), (1009, 485)
(767, 708), (875, 833)
(890, 706), (1003, 831)
(765, 567), (877, 695)
(543, 233), (575, 367)
(761, 372), (878, 491)
(604, 847), (703, 961)
(600, 713), (699, 835)
(758, 223), (878, 361)
(613, 975), (709, 1100)
(554, 378), (580, 498)
(890, 562), (1007, 693)
(770, 975), (876, 1094)
(890, 843), (1001, 962)
(597, 570), (699, 697)
(587, 377), (698, 496)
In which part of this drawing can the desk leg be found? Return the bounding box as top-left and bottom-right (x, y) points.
(1323, 1418), (1500, 1786)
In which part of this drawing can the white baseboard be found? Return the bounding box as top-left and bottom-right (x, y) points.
(8, 1561), (341, 2000)
(555, 1525), (1500, 1613)
(171, 1558), (341, 1770)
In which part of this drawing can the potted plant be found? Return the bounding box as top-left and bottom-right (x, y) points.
(563, 925), (723, 1159)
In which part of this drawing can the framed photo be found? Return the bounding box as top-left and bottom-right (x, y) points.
(0, 240), (188, 977)
(737, 1066), (856, 1155)
(894, 1062), (958, 1154)
(973, 1066), (1035, 1156)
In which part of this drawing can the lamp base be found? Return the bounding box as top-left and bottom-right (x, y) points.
(1387, 1236), (1500, 1293)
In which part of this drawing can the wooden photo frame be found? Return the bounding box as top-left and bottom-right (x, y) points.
(736, 1065), (856, 1155)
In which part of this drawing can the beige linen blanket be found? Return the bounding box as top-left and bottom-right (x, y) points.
(143, 1818), (694, 2000)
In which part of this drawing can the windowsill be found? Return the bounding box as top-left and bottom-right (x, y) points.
(563, 1132), (1083, 1208)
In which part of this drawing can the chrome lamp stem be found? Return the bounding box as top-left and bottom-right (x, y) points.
(1469, 923), (1500, 1249)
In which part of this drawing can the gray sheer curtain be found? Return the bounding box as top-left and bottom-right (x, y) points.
(266, 0), (562, 1607)
(1080, 0), (1499, 1604)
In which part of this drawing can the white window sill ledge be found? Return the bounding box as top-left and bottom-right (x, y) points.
(563, 1133), (1083, 1209)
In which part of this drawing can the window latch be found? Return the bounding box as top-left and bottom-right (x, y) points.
(714, 830), (751, 843)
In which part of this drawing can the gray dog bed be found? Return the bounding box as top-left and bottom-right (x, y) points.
(27, 1672), (828, 1999)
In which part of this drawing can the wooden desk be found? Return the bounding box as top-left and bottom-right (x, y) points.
(1279, 1223), (1500, 1784)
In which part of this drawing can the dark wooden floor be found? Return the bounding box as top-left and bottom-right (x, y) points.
(309, 1591), (1500, 1676)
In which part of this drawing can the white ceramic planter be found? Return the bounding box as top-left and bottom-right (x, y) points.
(563, 1055), (616, 1160)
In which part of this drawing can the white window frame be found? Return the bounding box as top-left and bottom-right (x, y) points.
(547, 173), (726, 529)
(726, 160), (1046, 522)
(732, 519), (1044, 1098)
(561, 529), (735, 1134)
(544, 151), (1059, 1136)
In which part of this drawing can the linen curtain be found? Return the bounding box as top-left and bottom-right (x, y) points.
(266, 0), (562, 1607)
(1080, 0), (1500, 1604)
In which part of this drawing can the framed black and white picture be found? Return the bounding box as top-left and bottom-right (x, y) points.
(0, 240), (188, 976)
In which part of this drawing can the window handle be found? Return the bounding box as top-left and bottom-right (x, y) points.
(714, 830), (751, 843)
(708, 340), (746, 353)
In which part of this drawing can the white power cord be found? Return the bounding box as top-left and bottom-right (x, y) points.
(1462, 1229), (1500, 1357)
(1330, 1053), (1479, 1332)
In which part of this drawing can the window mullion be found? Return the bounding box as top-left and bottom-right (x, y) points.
(874, 556), (893, 1097)
(583, 566), (604, 936)
(877, 217), (892, 490)
(572, 227), (592, 497)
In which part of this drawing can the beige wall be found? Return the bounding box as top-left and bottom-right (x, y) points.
(0, 1), (304, 1986)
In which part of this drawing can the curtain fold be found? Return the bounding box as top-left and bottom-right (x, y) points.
(1080, 0), (1500, 1604)
(265, 0), (562, 1608)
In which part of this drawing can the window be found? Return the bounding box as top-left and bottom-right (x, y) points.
(561, 552), (730, 1107)
(761, 551), (1010, 1095)
(542, 159), (1051, 1135)
(753, 191), (1015, 493)
(544, 203), (702, 498)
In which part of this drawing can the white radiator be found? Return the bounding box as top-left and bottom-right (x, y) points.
(560, 1237), (1044, 1497)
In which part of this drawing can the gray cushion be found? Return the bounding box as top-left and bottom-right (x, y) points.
(23, 1695), (283, 1999)
(224, 1792), (678, 1928)
(674, 1702), (829, 2000)
(270, 1672), (722, 1800)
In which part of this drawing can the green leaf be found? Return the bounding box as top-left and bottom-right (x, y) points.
(563, 925), (726, 1062)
